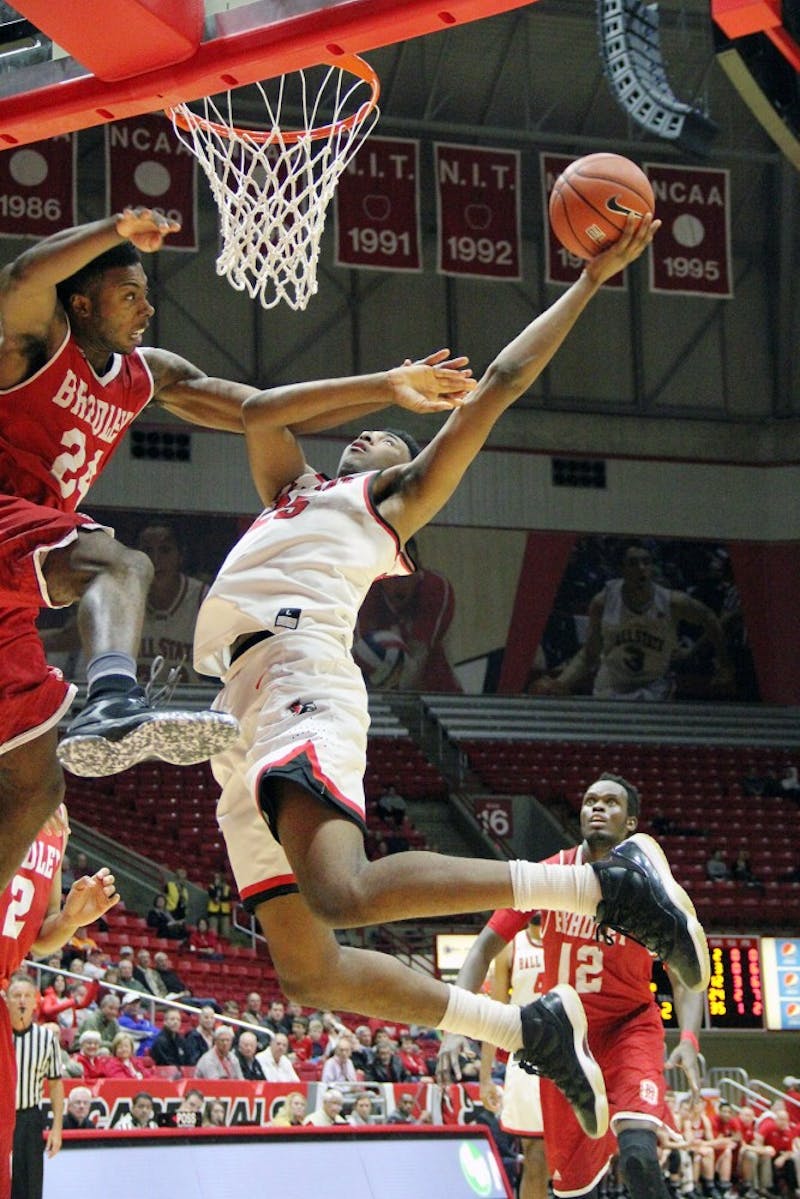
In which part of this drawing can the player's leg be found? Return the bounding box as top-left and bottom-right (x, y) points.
(254, 887), (607, 1138)
(0, 728), (63, 892)
(519, 1139), (548, 1199)
(616, 1124), (673, 1199)
(43, 529), (239, 777)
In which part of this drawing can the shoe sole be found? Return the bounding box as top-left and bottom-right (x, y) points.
(628, 833), (711, 993)
(57, 711), (240, 777)
(551, 984), (609, 1140)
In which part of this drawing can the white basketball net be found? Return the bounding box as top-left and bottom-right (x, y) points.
(168, 64), (379, 311)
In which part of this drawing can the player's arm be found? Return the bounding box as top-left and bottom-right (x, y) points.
(145, 348), (258, 433)
(671, 592), (733, 680)
(31, 867), (120, 957)
(665, 976), (704, 1096)
(374, 215), (658, 544)
(435, 925), (508, 1084)
(538, 591), (605, 696)
(479, 940), (513, 1103)
(240, 356), (474, 507)
(46, 1076), (64, 1157)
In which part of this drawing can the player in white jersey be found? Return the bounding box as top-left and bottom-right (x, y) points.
(541, 544), (732, 701)
(193, 214), (710, 1140)
(479, 916), (548, 1199)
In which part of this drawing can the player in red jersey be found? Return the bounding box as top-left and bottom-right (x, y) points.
(0, 208), (269, 892)
(0, 804), (118, 1195)
(437, 774), (705, 1199)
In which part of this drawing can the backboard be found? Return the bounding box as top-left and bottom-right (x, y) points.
(0, 0), (541, 148)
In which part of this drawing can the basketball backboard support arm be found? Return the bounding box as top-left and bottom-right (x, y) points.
(0, 0), (541, 148)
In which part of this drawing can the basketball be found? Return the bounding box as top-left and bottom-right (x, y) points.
(548, 153), (655, 260)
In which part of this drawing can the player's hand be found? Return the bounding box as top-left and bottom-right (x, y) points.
(387, 360), (476, 413)
(62, 867), (120, 926)
(435, 1033), (469, 1085)
(666, 1037), (700, 1097)
(115, 206), (181, 252)
(411, 348), (474, 377)
(584, 211), (660, 286)
(39, 803), (70, 839)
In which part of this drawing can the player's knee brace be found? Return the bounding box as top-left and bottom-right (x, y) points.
(617, 1127), (670, 1199)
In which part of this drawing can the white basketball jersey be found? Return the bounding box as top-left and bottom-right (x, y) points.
(593, 578), (678, 697)
(509, 929), (545, 1006)
(138, 574), (209, 684)
(194, 470), (413, 678)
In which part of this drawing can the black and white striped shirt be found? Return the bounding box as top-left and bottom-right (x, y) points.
(13, 1024), (60, 1111)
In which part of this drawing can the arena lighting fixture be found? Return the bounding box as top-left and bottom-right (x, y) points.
(597, 0), (718, 155)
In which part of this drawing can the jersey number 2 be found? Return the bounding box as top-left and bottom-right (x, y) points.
(558, 942), (603, 992)
(1, 875), (36, 940)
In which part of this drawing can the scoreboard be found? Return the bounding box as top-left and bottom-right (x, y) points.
(651, 935), (765, 1029)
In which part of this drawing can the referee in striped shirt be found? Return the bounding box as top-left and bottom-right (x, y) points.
(6, 973), (63, 1199)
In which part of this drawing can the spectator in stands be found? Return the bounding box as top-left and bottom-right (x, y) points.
(164, 867), (190, 924)
(386, 1092), (420, 1125)
(365, 1040), (409, 1084)
(164, 1089), (204, 1129)
(303, 1089), (348, 1127)
(66, 925), (99, 960)
(101, 1032), (156, 1080)
(146, 893), (187, 942)
(398, 1032), (431, 1080)
(222, 999), (240, 1019)
(730, 849), (764, 894)
(234, 1030), (265, 1081)
(113, 1092), (159, 1129)
(681, 1095), (732, 1199)
(82, 947), (109, 981)
(203, 1100), (228, 1128)
(256, 1032), (299, 1083)
(149, 1007), (190, 1069)
(288, 1014), (313, 1062)
(63, 1086), (95, 1130)
(206, 871), (232, 938)
(263, 998), (292, 1037)
(186, 917), (223, 960)
(153, 950), (218, 1009)
(115, 957), (151, 998)
(376, 785), (407, 828)
(761, 1108), (799, 1196)
(132, 948), (161, 995)
(117, 944), (135, 963)
(705, 849), (731, 883)
(79, 992), (121, 1048)
(737, 1105), (775, 1197)
(72, 1029), (107, 1081)
(271, 1092), (307, 1127)
(39, 973), (98, 1029)
(117, 992), (160, 1055)
(783, 1078), (800, 1122)
(240, 991), (270, 1042)
(194, 1025), (244, 1080)
(184, 1005), (218, 1066)
(307, 1016), (328, 1060)
(348, 1093), (375, 1126)
(321, 1033), (358, 1084)
(351, 1025), (375, 1074)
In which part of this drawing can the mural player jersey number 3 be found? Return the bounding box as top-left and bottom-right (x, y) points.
(0, 324), (153, 510)
(194, 471), (414, 678)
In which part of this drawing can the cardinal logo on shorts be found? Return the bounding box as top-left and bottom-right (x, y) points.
(289, 699), (316, 715)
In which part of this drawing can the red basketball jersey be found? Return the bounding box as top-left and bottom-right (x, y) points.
(0, 324), (153, 510)
(489, 845), (656, 1025)
(0, 827), (65, 986)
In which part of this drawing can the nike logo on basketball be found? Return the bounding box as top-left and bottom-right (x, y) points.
(605, 195), (643, 217)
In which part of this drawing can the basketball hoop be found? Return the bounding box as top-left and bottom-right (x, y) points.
(166, 55), (380, 311)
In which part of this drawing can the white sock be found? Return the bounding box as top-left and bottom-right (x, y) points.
(508, 859), (601, 915)
(436, 984), (523, 1054)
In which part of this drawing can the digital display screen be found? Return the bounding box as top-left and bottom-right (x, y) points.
(761, 937), (800, 1030)
(651, 935), (764, 1029)
(44, 1127), (511, 1199)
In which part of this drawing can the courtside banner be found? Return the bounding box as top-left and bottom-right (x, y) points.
(540, 153), (624, 290)
(334, 136), (422, 272)
(435, 143), (521, 280)
(645, 163), (732, 298)
(0, 135), (76, 238)
(106, 115), (197, 251)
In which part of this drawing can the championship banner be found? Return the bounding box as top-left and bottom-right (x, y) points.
(334, 136), (422, 272)
(0, 135), (76, 239)
(106, 115), (198, 250)
(435, 143), (521, 280)
(645, 163), (732, 298)
(540, 153), (624, 290)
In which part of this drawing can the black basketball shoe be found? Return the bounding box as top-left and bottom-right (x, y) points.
(57, 690), (240, 777)
(515, 984), (608, 1139)
(591, 833), (710, 992)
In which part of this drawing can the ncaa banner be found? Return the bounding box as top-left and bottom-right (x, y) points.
(106, 115), (197, 251)
(0, 135), (76, 239)
(540, 153), (624, 290)
(335, 136), (422, 272)
(645, 163), (732, 298)
(435, 143), (521, 281)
